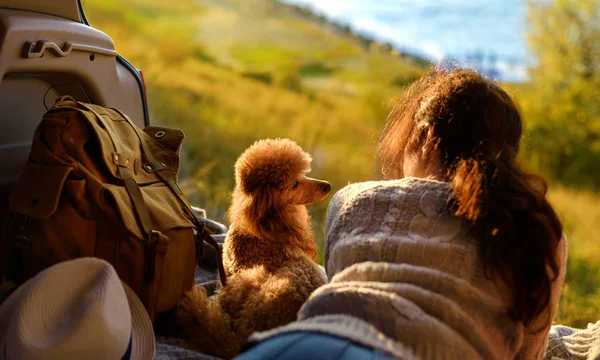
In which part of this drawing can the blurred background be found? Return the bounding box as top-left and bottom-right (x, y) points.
(82, 0), (599, 328)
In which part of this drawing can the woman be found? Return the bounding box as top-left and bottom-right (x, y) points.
(236, 69), (567, 359)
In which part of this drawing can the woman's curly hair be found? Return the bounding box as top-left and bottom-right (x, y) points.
(378, 68), (563, 326)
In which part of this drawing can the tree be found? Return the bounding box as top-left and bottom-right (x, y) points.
(522, 0), (600, 187)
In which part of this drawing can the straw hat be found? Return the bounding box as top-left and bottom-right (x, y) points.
(0, 258), (155, 359)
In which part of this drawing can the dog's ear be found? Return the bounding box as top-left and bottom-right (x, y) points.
(247, 186), (284, 239)
(240, 184), (317, 259)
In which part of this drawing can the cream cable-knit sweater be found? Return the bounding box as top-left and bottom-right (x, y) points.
(250, 178), (568, 359)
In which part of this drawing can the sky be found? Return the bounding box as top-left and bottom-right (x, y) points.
(282, 0), (530, 81)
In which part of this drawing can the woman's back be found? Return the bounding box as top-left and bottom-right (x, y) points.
(294, 177), (565, 359)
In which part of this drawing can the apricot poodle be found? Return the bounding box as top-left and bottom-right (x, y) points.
(176, 138), (331, 359)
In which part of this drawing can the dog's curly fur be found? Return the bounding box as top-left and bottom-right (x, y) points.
(176, 139), (330, 359)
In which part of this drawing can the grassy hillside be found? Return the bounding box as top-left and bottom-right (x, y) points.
(83, 0), (429, 259)
(549, 187), (600, 327)
(82, 0), (599, 328)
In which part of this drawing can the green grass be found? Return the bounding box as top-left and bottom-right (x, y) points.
(298, 62), (336, 77)
(82, 0), (599, 328)
(549, 187), (600, 328)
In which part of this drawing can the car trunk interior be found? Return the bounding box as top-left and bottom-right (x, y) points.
(0, 0), (148, 224)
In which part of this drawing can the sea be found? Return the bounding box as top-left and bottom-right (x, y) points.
(282, 0), (530, 82)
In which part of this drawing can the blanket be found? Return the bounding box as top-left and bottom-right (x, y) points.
(544, 321), (600, 360)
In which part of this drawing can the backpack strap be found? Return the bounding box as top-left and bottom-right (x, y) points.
(163, 176), (228, 286)
(76, 103), (155, 235)
(111, 108), (228, 287)
(77, 103), (169, 320)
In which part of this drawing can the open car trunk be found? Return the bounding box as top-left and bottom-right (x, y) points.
(0, 0), (149, 192)
(0, 2), (227, 358)
(0, 0), (229, 258)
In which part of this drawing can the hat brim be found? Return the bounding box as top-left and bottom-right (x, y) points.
(0, 278), (155, 360)
(0, 281), (28, 359)
(122, 282), (155, 360)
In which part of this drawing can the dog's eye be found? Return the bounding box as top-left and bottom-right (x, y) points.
(292, 180), (299, 189)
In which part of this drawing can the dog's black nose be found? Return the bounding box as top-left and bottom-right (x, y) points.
(322, 182), (331, 193)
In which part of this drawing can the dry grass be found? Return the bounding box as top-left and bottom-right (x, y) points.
(548, 186), (600, 327)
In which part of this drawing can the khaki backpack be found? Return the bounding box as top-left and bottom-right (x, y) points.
(0, 96), (226, 322)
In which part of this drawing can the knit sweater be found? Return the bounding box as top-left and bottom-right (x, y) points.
(249, 178), (568, 359)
